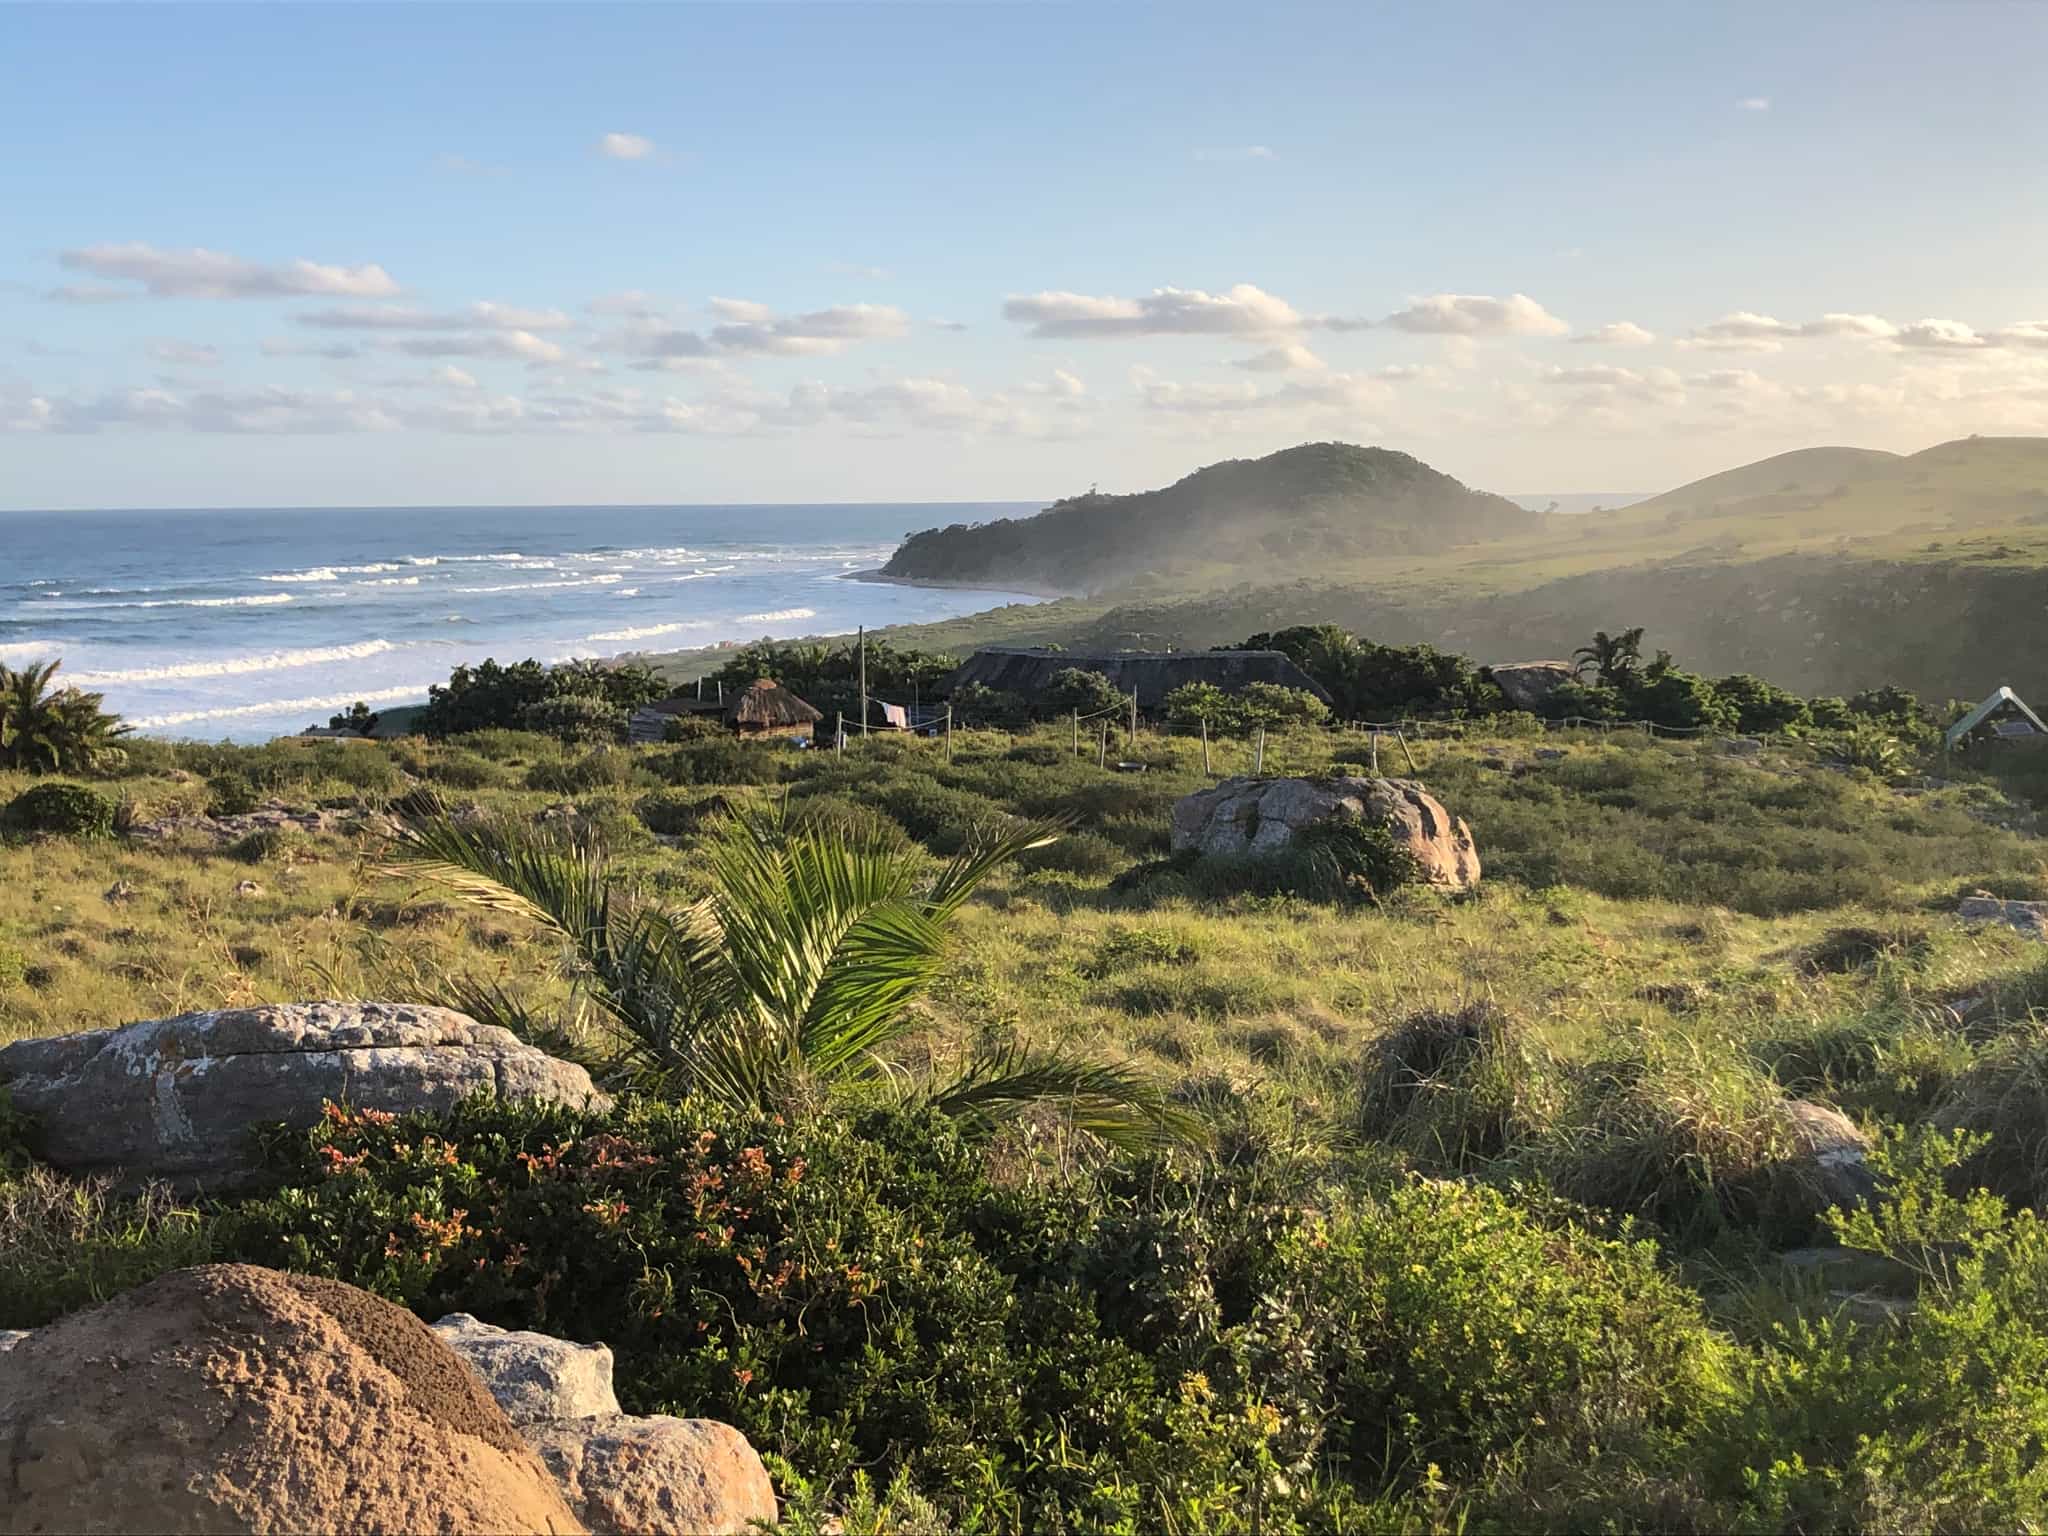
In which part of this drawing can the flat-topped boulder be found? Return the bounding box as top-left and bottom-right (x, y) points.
(1958, 895), (2048, 940)
(526, 1414), (776, 1536)
(0, 1002), (610, 1191)
(1485, 660), (1576, 713)
(1171, 775), (1481, 888)
(433, 1314), (621, 1425)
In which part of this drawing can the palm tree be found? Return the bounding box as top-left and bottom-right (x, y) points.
(390, 802), (1202, 1150)
(1572, 627), (1647, 688)
(0, 659), (131, 774)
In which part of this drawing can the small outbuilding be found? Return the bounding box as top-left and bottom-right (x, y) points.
(1945, 685), (2048, 753)
(725, 677), (824, 737)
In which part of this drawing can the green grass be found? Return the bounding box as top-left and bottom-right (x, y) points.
(6, 719), (2048, 1528)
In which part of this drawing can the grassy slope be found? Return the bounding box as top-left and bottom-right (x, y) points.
(646, 436), (2048, 702)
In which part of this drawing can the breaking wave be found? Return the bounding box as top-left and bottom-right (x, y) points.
(70, 639), (401, 685)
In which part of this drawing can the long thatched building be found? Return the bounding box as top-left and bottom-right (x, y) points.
(944, 647), (1332, 708)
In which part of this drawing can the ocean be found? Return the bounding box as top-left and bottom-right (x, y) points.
(0, 503), (1046, 740)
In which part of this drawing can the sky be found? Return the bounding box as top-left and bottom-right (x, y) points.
(5, 0), (2048, 511)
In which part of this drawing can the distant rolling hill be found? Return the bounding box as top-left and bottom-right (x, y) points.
(879, 442), (1541, 594)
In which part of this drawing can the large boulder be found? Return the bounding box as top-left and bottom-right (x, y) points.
(0, 1264), (583, 1535)
(1485, 660), (1576, 713)
(1782, 1099), (1875, 1208)
(0, 1002), (610, 1191)
(525, 1414), (776, 1536)
(1170, 775), (1480, 888)
(432, 1314), (621, 1424)
(1958, 895), (2048, 941)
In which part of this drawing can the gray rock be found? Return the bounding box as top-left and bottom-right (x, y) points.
(526, 1413), (777, 1536)
(0, 1330), (28, 1353)
(1958, 896), (2048, 940)
(1783, 1099), (1875, 1207)
(1721, 737), (1765, 755)
(0, 1002), (611, 1191)
(1486, 660), (1576, 713)
(433, 1313), (620, 1424)
(1170, 775), (1480, 888)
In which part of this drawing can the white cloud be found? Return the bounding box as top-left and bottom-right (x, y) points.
(1893, 317), (1993, 350)
(6, 384), (398, 435)
(1003, 284), (1303, 339)
(1132, 364), (1400, 417)
(1545, 364), (1684, 401)
(1382, 293), (1568, 336)
(58, 243), (399, 300)
(1737, 96), (1771, 112)
(1570, 321), (1657, 346)
(1234, 343), (1325, 372)
(44, 283), (136, 304)
(1996, 322), (2048, 349)
(585, 291), (666, 318)
(607, 299), (909, 360)
(433, 366), (480, 390)
(146, 340), (222, 367)
(1802, 312), (1898, 339)
(597, 132), (655, 160)
(392, 329), (566, 364)
(1683, 310), (1899, 349)
(298, 302), (573, 332)
(260, 337), (361, 360)
(1192, 145), (1276, 163)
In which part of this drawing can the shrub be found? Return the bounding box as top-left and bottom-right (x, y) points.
(635, 788), (725, 837)
(650, 740), (785, 788)
(3, 781), (118, 838)
(205, 772), (260, 817)
(524, 747), (640, 795)
(1714, 673), (1811, 735)
(1015, 829), (1123, 878)
(1359, 1001), (1558, 1167)
(518, 694), (627, 746)
(661, 713), (724, 743)
(227, 825), (298, 865)
(1042, 668), (1125, 718)
(418, 747), (510, 790)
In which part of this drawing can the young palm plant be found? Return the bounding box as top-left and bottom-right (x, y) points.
(389, 800), (1202, 1150)
(0, 659), (131, 774)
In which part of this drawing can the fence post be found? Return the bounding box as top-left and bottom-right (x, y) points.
(1129, 687), (1139, 746)
(1072, 709), (1080, 758)
(834, 712), (843, 754)
(1254, 727), (1265, 775)
(1396, 727), (1419, 773)
(1098, 721), (1109, 769)
(945, 706), (954, 762)
(1200, 716), (1211, 775)
(1370, 728), (1380, 773)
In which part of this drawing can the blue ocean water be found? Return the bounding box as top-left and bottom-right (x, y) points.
(0, 503), (1045, 740)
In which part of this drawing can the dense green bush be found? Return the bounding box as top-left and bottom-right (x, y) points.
(1715, 673), (1812, 734)
(205, 772), (261, 817)
(3, 781), (118, 838)
(518, 693), (627, 745)
(524, 747), (641, 795)
(649, 739), (787, 788)
(420, 657), (664, 737)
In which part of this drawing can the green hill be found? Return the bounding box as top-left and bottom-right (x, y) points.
(879, 441), (1540, 593)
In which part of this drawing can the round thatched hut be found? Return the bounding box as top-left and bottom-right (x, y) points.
(726, 677), (824, 736)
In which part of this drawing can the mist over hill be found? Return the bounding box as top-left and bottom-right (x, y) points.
(879, 442), (1541, 593)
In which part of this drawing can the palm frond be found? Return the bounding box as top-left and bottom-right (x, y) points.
(387, 802), (616, 957)
(925, 1042), (1210, 1153)
(923, 816), (1070, 921)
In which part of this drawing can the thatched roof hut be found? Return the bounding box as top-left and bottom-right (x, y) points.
(726, 677), (824, 733)
(944, 647), (1332, 708)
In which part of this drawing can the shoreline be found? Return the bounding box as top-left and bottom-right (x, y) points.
(839, 568), (1079, 601)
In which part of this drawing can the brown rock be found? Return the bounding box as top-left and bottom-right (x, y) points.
(0, 1264), (583, 1535)
(1485, 660), (1576, 713)
(526, 1414), (776, 1536)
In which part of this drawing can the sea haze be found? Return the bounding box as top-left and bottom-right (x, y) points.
(0, 503), (1045, 740)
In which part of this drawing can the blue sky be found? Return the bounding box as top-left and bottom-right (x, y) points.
(5, 0), (2047, 509)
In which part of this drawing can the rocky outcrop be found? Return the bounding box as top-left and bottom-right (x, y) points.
(0, 1002), (610, 1191)
(1958, 895), (2048, 940)
(437, 1315), (776, 1535)
(1485, 660), (1576, 713)
(123, 799), (401, 847)
(526, 1414), (776, 1536)
(433, 1314), (621, 1424)
(0, 1264), (582, 1535)
(1170, 775), (1480, 888)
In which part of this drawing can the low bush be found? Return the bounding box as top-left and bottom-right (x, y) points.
(205, 772), (260, 817)
(3, 781), (119, 838)
(524, 747), (641, 795)
(518, 694), (627, 746)
(650, 740), (786, 788)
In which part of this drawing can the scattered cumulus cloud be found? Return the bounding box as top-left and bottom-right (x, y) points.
(1003, 284), (1302, 339)
(1192, 145), (1276, 163)
(1893, 318), (1993, 350)
(1234, 343), (1325, 373)
(392, 330), (566, 364)
(297, 302), (573, 332)
(1382, 293), (1568, 337)
(58, 243), (399, 300)
(605, 298), (910, 361)
(597, 132), (655, 161)
(146, 340), (222, 367)
(44, 283), (135, 305)
(1571, 321), (1657, 346)
(1737, 96), (1771, 112)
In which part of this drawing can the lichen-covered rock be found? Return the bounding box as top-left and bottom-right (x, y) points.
(1170, 775), (1480, 888)
(525, 1414), (775, 1536)
(1783, 1099), (1875, 1207)
(0, 1264), (583, 1535)
(1958, 895), (2048, 940)
(0, 1330), (27, 1354)
(1485, 660), (1576, 712)
(433, 1314), (621, 1424)
(0, 1002), (611, 1191)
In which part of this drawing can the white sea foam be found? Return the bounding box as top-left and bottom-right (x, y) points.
(129, 681), (435, 730)
(0, 639), (61, 661)
(71, 639), (400, 684)
(582, 621), (710, 644)
(357, 576), (422, 587)
(736, 607), (817, 624)
(139, 593), (295, 609)
(452, 574), (624, 594)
